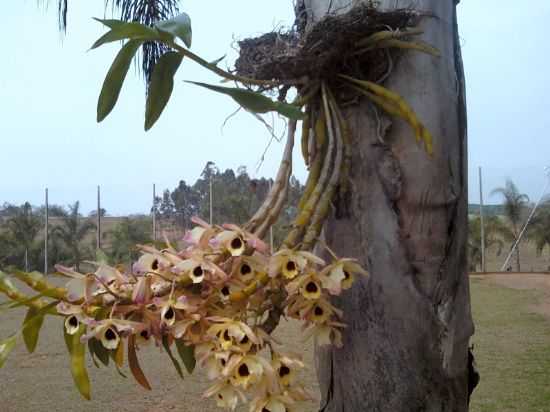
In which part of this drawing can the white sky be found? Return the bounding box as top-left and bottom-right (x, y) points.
(2, 1), (550, 215)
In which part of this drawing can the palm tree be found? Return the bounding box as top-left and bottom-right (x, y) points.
(468, 215), (509, 272)
(528, 201), (550, 269)
(104, 217), (152, 263)
(55, 0), (179, 82)
(2, 202), (42, 270)
(52, 202), (96, 271)
(491, 179), (530, 271)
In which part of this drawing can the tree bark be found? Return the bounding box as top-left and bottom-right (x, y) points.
(297, 0), (474, 410)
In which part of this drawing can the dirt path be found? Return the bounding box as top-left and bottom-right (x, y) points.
(0, 304), (320, 412)
(471, 273), (550, 319)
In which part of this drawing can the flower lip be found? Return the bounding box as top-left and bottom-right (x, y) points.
(238, 363), (250, 377)
(64, 315), (81, 335)
(105, 328), (117, 341)
(240, 264), (252, 275)
(193, 266), (203, 277)
(279, 365), (291, 377)
(286, 261), (296, 272)
(306, 281), (318, 293)
(165, 307), (175, 320)
(314, 306), (324, 316)
(231, 237), (243, 250)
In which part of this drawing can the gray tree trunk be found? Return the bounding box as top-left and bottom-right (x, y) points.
(298, 0), (474, 411)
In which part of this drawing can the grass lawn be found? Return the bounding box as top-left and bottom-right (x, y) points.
(469, 278), (550, 412)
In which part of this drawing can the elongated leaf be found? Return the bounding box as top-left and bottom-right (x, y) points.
(114, 341), (124, 368)
(22, 307), (44, 353)
(91, 18), (159, 49)
(145, 52), (183, 131)
(175, 339), (195, 374)
(0, 335), (17, 369)
(0, 271), (18, 295)
(186, 82), (304, 120)
(0, 292), (48, 313)
(162, 336), (183, 379)
(97, 40), (144, 123)
(128, 336), (152, 390)
(88, 338), (109, 367)
(64, 325), (91, 400)
(155, 13), (192, 48)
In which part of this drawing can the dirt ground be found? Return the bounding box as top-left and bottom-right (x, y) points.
(3, 273), (550, 411)
(471, 273), (550, 319)
(0, 282), (320, 412)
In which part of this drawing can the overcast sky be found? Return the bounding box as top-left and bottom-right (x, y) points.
(2, 1), (549, 215)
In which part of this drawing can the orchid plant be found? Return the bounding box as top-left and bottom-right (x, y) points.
(0, 4), (439, 411)
(0, 216), (367, 411)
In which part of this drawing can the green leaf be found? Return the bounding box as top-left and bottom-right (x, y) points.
(155, 13), (192, 48)
(144, 52), (184, 131)
(0, 335), (17, 369)
(208, 55), (226, 67)
(162, 336), (183, 379)
(175, 339), (195, 374)
(186, 82), (305, 120)
(0, 271), (18, 296)
(22, 307), (44, 353)
(88, 338), (109, 367)
(91, 18), (159, 49)
(97, 40), (144, 123)
(64, 325), (91, 400)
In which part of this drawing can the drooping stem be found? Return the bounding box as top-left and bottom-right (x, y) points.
(245, 120), (296, 234)
(302, 85), (343, 249)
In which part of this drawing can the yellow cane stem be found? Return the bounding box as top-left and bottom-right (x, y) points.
(11, 271), (67, 300)
(301, 109), (311, 166)
(302, 86), (344, 249)
(246, 120), (295, 233)
(356, 28), (424, 48)
(229, 272), (269, 303)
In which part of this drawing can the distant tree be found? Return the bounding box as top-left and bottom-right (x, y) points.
(36, 204), (68, 217)
(491, 179), (529, 271)
(528, 201), (550, 268)
(52, 202), (96, 271)
(88, 208), (108, 218)
(171, 179), (201, 227)
(158, 189), (175, 218)
(467, 215), (507, 272)
(2, 202), (42, 270)
(104, 217), (152, 263)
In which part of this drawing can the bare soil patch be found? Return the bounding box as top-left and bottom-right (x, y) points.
(471, 273), (550, 319)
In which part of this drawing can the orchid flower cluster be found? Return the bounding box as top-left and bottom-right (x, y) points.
(1, 217), (368, 412)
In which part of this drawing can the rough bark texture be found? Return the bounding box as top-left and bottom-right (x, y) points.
(298, 0), (474, 411)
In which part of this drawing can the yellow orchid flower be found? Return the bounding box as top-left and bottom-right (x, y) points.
(250, 393), (296, 412)
(211, 230), (246, 257)
(319, 258), (368, 295)
(207, 318), (260, 351)
(269, 249), (325, 280)
(227, 355), (264, 389)
(203, 380), (246, 411)
(272, 353), (304, 387)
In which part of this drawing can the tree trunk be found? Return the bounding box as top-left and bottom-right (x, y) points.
(516, 245), (521, 272)
(298, 0), (474, 410)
